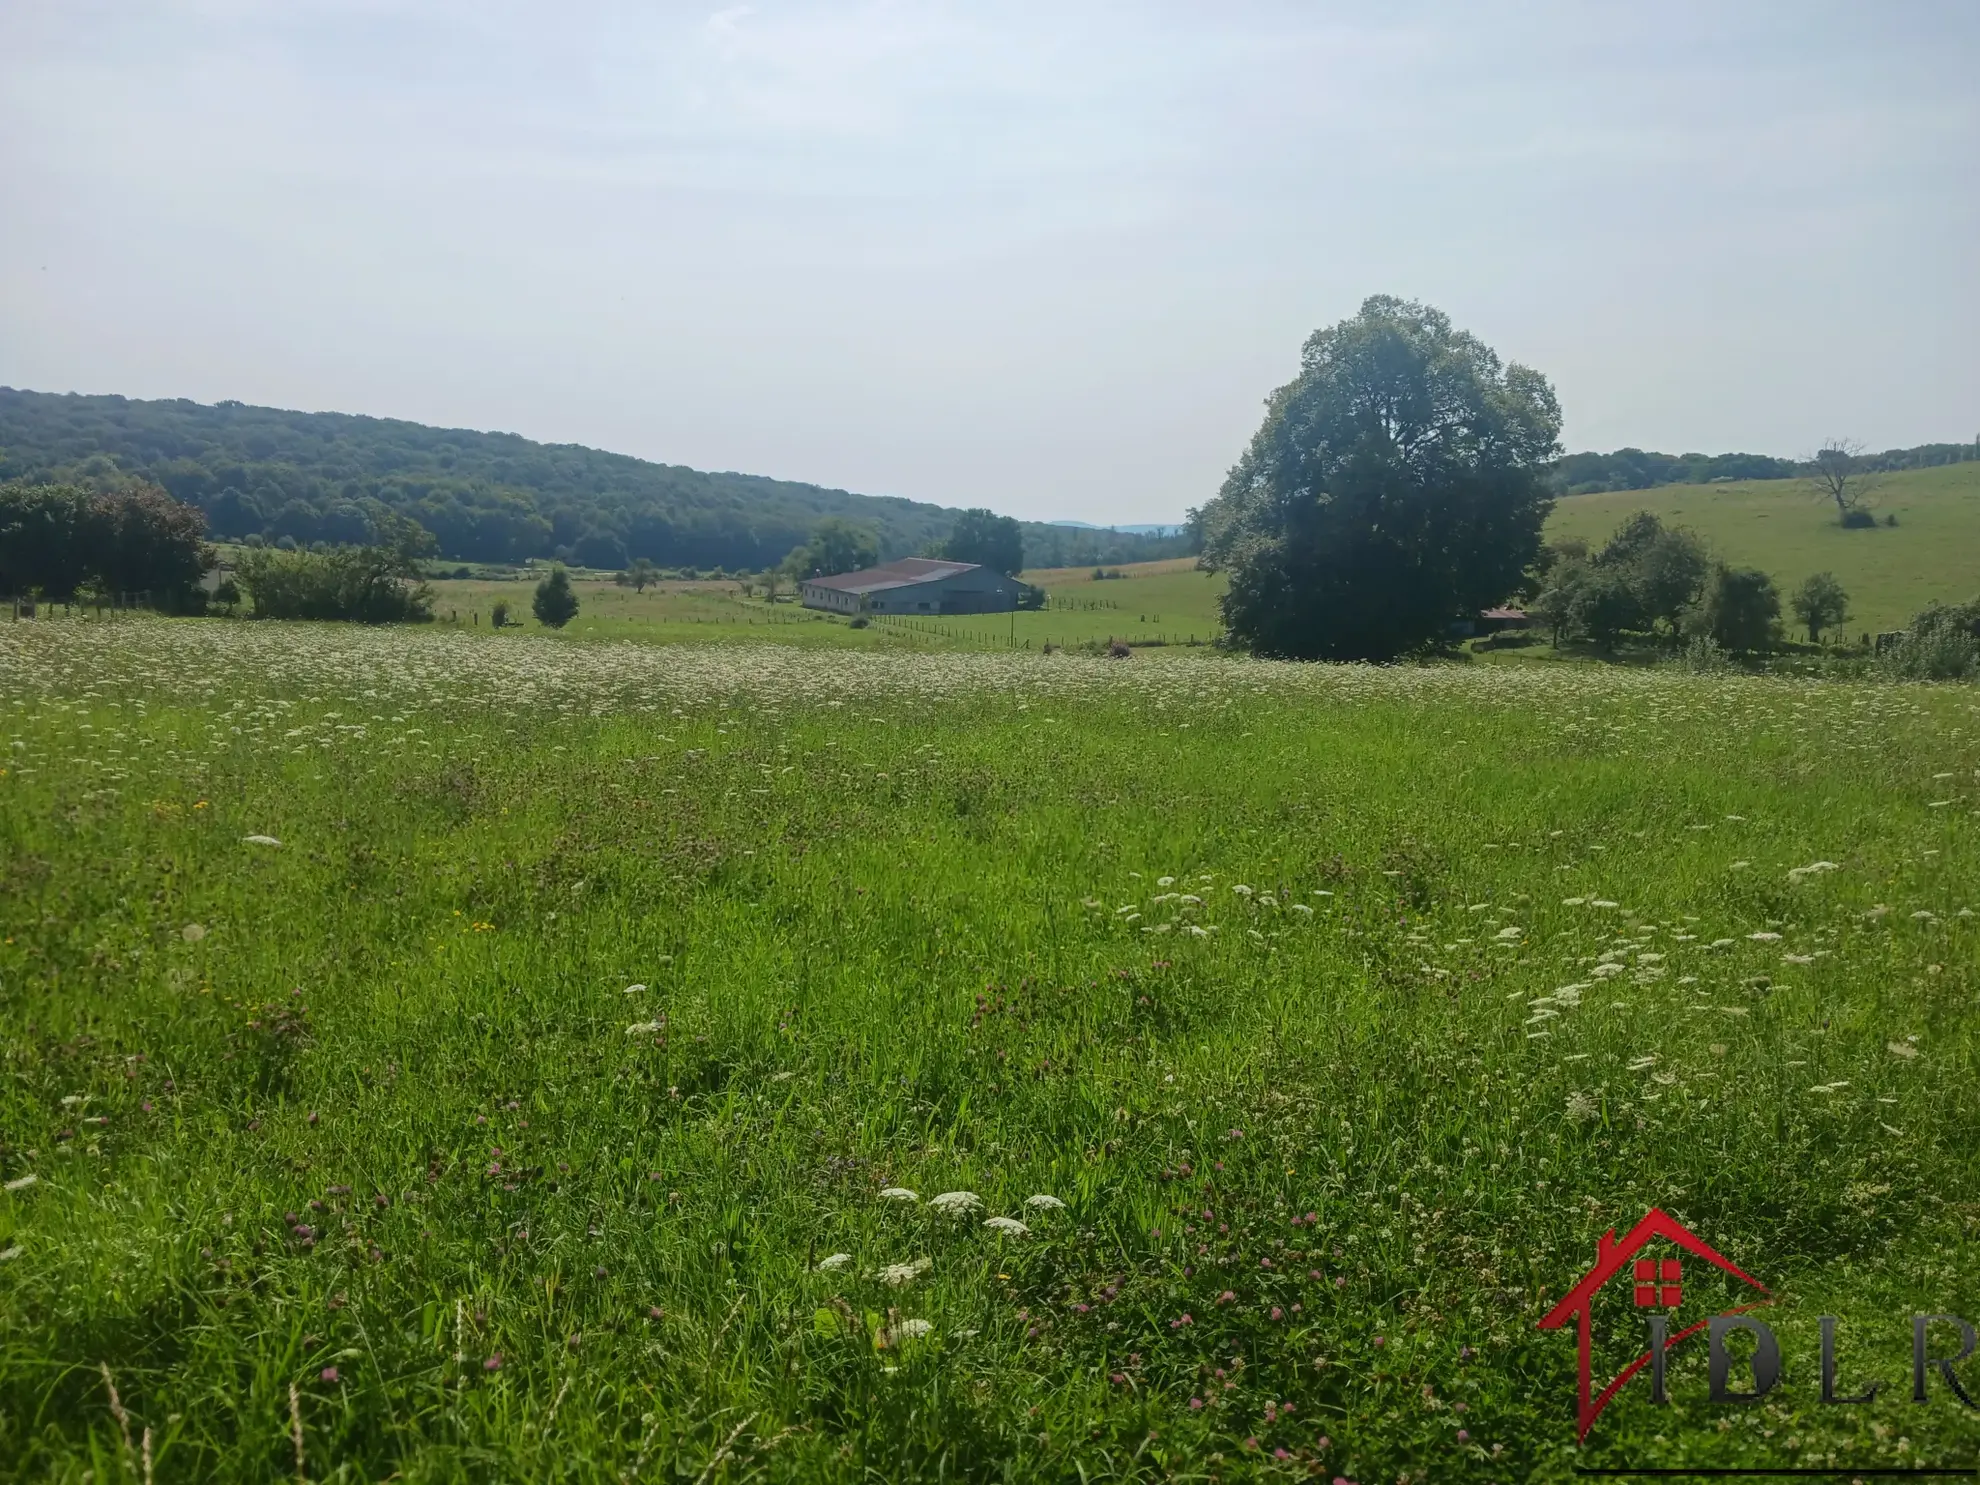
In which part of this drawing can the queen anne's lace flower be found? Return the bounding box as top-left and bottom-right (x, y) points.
(929, 1190), (981, 1216)
(984, 1216), (1028, 1236)
(878, 1187), (918, 1203)
(874, 1257), (932, 1285)
(815, 1253), (853, 1272)
(1024, 1194), (1065, 1210)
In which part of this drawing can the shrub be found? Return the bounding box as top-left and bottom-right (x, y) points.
(533, 565), (580, 628)
(1685, 565), (1779, 652)
(236, 545), (434, 622)
(1878, 599), (1980, 680)
(490, 600), (510, 629)
(1839, 508), (1877, 529)
(848, 615), (870, 629)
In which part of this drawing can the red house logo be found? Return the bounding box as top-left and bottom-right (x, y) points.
(1537, 1208), (1771, 1439)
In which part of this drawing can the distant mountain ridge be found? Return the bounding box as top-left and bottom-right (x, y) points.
(0, 388), (1192, 571)
(1554, 440), (1977, 495)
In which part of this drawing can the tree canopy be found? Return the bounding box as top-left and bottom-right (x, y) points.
(941, 508), (1025, 576)
(0, 388), (1190, 571)
(1195, 296), (1561, 661)
(0, 480), (213, 608)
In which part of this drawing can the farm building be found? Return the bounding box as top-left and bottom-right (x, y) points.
(799, 558), (1022, 616)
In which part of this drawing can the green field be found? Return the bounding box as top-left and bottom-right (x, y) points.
(418, 562), (1231, 653)
(1546, 463), (1980, 638)
(2, 616), (1977, 1481)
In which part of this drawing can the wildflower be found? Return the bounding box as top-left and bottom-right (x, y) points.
(984, 1215), (1028, 1236)
(623, 983), (646, 994)
(0, 1245), (20, 1261)
(181, 923), (207, 943)
(625, 1020), (663, 1035)
(1787, 861), (1840, 882)
(484, 1353), (503, 1371)
(878, 1187), (918, 1203)
(816, 1252), (853, 1272)
(242, 835), (281, 847)
(1024, 1193), (1065, 1210)
(1566, 1090), (1600, 1123)
(875, 1257), (933, 1286)
(1887, 1041), (1920, 1059)
(1271, 1306), (1284, 1320)
(929, 1190), (982, 1216)
(890, 1317), (934, 1340)
(1189, 1397), (1204, 1410)
(320, 1366), (340, 1384)
(1457, 1429), (1471, 1443)
(3, 1174), (37, 1192)
(1561, 897), (1586, 906)
(1747, 931), (1781, 942)
(1218, 1290), (1235, 1304)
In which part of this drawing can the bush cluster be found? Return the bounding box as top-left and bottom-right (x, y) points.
(0, 481), (212, 610)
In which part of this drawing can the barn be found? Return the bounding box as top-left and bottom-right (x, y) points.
(799, 558), (1022, 616)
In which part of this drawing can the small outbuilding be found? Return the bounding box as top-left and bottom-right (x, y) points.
(799, 558), (1021, 616)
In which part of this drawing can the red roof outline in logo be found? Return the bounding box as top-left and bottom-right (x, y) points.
(1537, 1208), (1771, 1440)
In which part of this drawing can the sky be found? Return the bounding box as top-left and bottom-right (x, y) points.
(2, 2), (1975, 525)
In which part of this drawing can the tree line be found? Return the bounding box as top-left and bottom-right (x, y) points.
(0, 387), (1189, 571)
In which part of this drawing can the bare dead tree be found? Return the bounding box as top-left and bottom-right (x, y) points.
(1809, 438), (1879, 523)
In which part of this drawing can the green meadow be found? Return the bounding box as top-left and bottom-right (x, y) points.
(2, 617), (1977, 1482)
(1545, 463), (1980, 638)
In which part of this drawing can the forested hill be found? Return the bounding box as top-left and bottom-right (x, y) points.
(0, 388), (1187, 570)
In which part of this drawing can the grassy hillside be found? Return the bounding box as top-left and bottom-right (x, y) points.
(3, 618), (1977, 1480)
(1546, 462), (1980, 636)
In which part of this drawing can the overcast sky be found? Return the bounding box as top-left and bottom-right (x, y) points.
(3, 1), (1974, 524)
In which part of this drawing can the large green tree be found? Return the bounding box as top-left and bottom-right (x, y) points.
(941, 508), (1024, 576)
(1196, 296), (1561, 660)
(786, 518), (879, 580)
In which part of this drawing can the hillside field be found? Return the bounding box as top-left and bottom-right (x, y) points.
(2, 618), (1977, 1481)
(1545, 462), (1980, 637)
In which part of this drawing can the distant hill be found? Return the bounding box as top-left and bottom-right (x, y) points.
(1554, 441), (1977, 495)
(1544, 460), (1980, 635)
(1049, 521), (1187, 536)
(0, 388), (1191, 571)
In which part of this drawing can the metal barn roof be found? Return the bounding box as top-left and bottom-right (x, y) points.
(800, 558), (991, 596)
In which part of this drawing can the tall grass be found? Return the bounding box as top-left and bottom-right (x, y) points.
(1, 618), (1976, 1481)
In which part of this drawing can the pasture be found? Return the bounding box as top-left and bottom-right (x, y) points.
(1, 618), (1977, 1482)
(1545, 462), (1980, 637)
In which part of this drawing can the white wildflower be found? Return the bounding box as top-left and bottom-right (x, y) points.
(878, 1187), (919, 1203)
(816, 1252), (853, 1272)
(930, 1191), (982, 1216)
(1747, 931), (1781, 942)
(623, 983), (646, 994)
(1787, 861), (1840, 883)
(1494, 926), (1523, 941)
(875, 1257), (933, 1285)
(1591, 899), (1619, 909)
(1627, 1055), (1659, 1072)
(1808, 1081), (1849, 1095)
(1782, 954), (1816, 966)
(1887, 1041), (1920, 1060)
(242, 835), (281, 847)
(1232, 884), (1253, 896)
(625, 1020), (663, 1035)
(181, 923), (207, 943)
(1561, 897), (1587, 907)
(3, 1174), (36, 1191)
(890, 1317), (934, 1340)
(984, 1216), (1029, 1236)
(1156, 876), (1176, 887)
(0, 1246), (20, 1261)
(1024, 1194), (1065, 1209)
